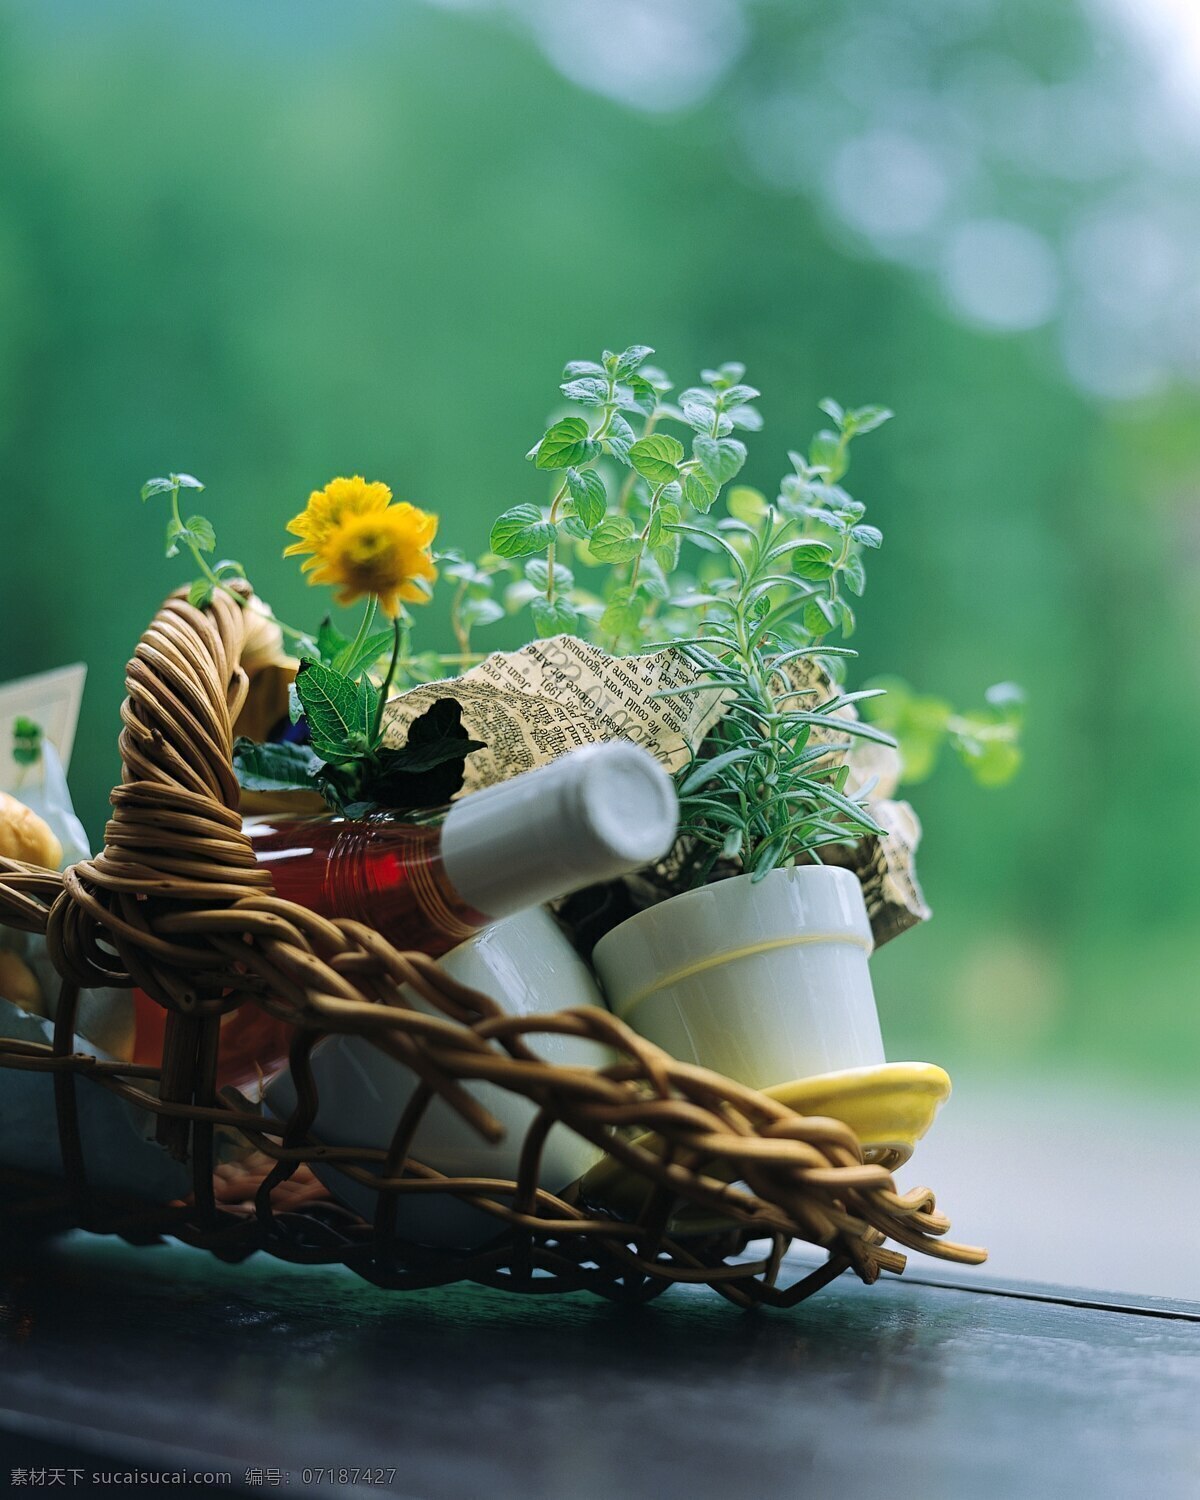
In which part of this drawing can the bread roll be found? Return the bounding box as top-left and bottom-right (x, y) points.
(0, 947), (44, 1015)
(0, 791), (63, 869)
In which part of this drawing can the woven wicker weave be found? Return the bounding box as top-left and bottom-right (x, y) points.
(0, 592), (985, 1307)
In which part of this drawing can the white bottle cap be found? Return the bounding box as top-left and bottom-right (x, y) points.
(440, 741), (678, 921)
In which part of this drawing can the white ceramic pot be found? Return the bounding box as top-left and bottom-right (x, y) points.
(591, 865), (885, 1091)
(265, 907), (614, 1248)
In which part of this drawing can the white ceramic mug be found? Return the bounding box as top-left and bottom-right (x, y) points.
(591, 865), (886, 1092)
(265, 907), (614, 1248)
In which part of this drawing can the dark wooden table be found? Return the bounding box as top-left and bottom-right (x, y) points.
(1, 1233), (1196, 1499)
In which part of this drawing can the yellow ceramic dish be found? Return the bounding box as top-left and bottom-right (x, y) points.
(578, 1061), (952, 1229)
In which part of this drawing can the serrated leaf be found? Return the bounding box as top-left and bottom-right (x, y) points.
(624, 375), (659, 415)
(727, 405), (763, 432)
(846, 405), (893, 434)
(600, 589), (644, 639)
(317, 615), (350, 665)
(233, 737), (324, 792)
(490, 504), (556, 559)
(680, 398), (716, 433)
(683, 469), (718, 514)
(560, 376), (609, 406)
(727, 486), (767, 524)
(459, 595), (505, 631)
(333, 628), (395, 678)
(563, 359), (606, 378)
(530, 595), (579, 638)
(614, 344), (654, 377)
(803, 596), (838, 636)
(720, 384), (760, 406)
(693, 435), (747, 485)
(636, 553), (670, 600)
(524, 557), (573, 590)
(535, 417), (599, 471)
(787, 541), (837, 581)
(605, 412), (637, 464)
(842, 552), (867, 596)
(851, 523), (883, 549)
(818, 398), (845, 426)
(566, 467), (607, 529)
(294, 660), (377, 760)
(809, 430), (846, 482)
(589, 516), (642, 563)
(185, 514), (216, 553)
(630, 433), (684, 485)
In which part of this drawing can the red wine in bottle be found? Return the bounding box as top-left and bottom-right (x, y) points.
(132, 741), (678, 1089)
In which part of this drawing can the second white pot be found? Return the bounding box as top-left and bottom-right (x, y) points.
(591, 865), (885, 1091)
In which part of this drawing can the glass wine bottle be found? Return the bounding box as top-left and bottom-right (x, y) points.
(131, 741), (677, 1088)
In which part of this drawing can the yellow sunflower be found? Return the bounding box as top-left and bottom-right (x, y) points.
(284, 476), (392, 572)
(307, 503), (438, 616)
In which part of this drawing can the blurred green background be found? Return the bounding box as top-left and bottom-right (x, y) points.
(2, 0), (1198, 1090)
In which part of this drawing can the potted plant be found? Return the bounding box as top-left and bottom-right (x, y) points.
(142, 344), (1022, 1096)
(462, 347), (1023, 1089)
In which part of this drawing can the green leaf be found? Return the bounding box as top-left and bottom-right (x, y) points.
(630, 433), (685, 485)
(185, 515), (216, 553)
(693, 435), (747, 485)
(333, 628), (395, 678)
(614, 344), (654, 377)
(680, 398), (716, 433)
(845, 405), (893, 435)
(534, 417), (599, 471)
(524, 558), (573, 591)
(563, 359), (606, 378)
(560, 376), (609, 406)
(851, 523), (883, 549)
(683, 469), (718, 514)
(490, 504), (557, 558)
(317, 615), (349, 666)
(173, 473), (204, 490)
(187, 578), (214, 608)
(653, 534), (682, 574)
(140, 477), (174, 501)
(727, 405), (763, 432)
(589, 516), (642, 563)
(599, 589), (644, 640)
(818, 398), (845, 426)
(294, 660), (377, 760)
(459, 595), (505, 631)
(566, 467), (607, 529)
(232, 737), (324, 792)
(809, 430), (846, 482)
(803, 596), (838, 635)
(842, 553), (867, 596)
(773, 538), (835, 580)
(618, 375), (657, 417)
(958, 737), (1022, 788)
(605, 412), (637, 464)
(726, 486), (767, 524)
(530, 595), (579, 637)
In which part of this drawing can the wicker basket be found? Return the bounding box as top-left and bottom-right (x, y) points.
(0, 592), (985, 1308)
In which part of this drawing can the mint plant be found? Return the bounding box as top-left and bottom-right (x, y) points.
(457, 345), (1023, 886)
